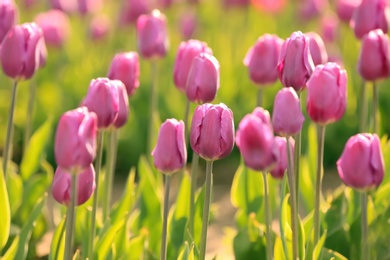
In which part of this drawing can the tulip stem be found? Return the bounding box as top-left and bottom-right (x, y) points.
(372, 81), (379, 135)
(184, 99), (190, 142)
(359, 81), (367, 132)
(199, 160), (213, 260)
(313, 125), (325, 247)
(257, 88), (263, 107)
(286, 137), (298, 260)
(24, 80), (36, 152)
(189, 153), (199, 239)
(294, 91), (302, 206)
(279, 175), (289, 260)
(64, 173), (78, 260)
(161, 174), (171, 260)
(103, 130), (117, 220)
(361, 192), (369, 260)
(262, 171), (273, 260)
(2, 81), (18, 178)
(87, 131), (104, 260)
(147, 61), (158, 161)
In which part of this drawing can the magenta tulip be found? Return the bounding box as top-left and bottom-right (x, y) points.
(89, 15), (111, 41)
(306, 32), (328, 66)
(0, 1), (18, 42)
(34, 10), (70, 48)
(321, 13), (339, 43)
(270, 136), (294, 179)
(335, 0), (361, 23)
(77, 0), (102, 15)
(112, 80), (129, 129)
(299, 0), (327, 20)
(119, 0), (150, 25)
(179, 12), (197, 40)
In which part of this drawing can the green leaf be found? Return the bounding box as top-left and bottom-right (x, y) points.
(322, 248), (348, 260)
(127, 233), (147, 259)
(299, 158), (315, 212)
(279, 174), (289, 260)
(20, 120), (52, 180)
(95, 217), (126, 259)
(233, 227), (266, 260)
(6, 170), (23, 218)
(0, 166), (10, 252)
(49, 217), (66, 260)
(312, 230), (327, 260)
(177, 242), (194, 260)
(2, 236), (19, 260)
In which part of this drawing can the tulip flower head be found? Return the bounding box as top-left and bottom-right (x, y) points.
(336, 0), (361, 23)
(112, 80), (130, 129)
(186, 52), (220, 103)
(34, 10), (70, 48)
(179, 12), (197, 40)
(77, 0), (102, 15)
(55, 107), (98, 173)
(136, 9), (169, 60)
(357, 29), (390, 81)
(173, 39), (212, 92)
(306, 32), (328, 66)
(52, 164), (96, 206)
(152, 119), (187, 174)
(321, 12), (339, 43)
(306, 62), (347, 125)
(0, 0), (18, 43)
(236, 107), (279, 172)
(107, 52), (140, 96)
(277, 31), (315, 92)
(89, 15), (111, 41)
(190, 103), (235, 161)
(243, 34), (284, 85)
(337, 133), (384, 191)
(299, 0), (328, 21)
(119, 0), (151, 25)
(270, 136), (294, 179)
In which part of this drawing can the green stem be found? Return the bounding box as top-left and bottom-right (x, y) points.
(257, 88), (263, 107)
(279, 175), (289, 260)
(161, 174), (171, 260)
(103, 130), (117, 220)
(372, 81), (379, 135)
(286, 137), (298, 260)
(189, 153), (199, 239)
(147, 61), (158, 161)
(64, 173), (78, 260)
(183, 99), (190, 142)
(2, 81), (18, 178)
(24, 80), (36, 152)
(361, 192), (369, 260)
(262, 172), (273, 260)
(199, 160), (213, 260)
(294, 92), (302, 206)
(359, 81), (367, 132)
(87, 131), (104, 260)
(313, 125), (326, 246)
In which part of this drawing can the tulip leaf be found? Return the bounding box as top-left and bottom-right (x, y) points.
(0, 165), (11, 252)
(20, 120), (52, 181)
(127, 233), (147, 259)
(49, 217), (66, 260)
(6, 170), (23, 218)
(312, 230), (327, 260)
(177, 242), (194, 260)
(95, 217), (126, 260)
(2, 236), (19, 260)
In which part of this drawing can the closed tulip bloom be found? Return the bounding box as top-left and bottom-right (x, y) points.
(119, 0), (150, 25)
(173, 39), (212, 92)
(243, 34), (284, 85)
(77, 0), (102, 15)
(1, 22), (45, 80)
(55, 107), (98, 172)
(270, 137), (294, 179)
(306, 32), (328, 66)
(321, 13), (339, 43)
(272, 87), (304, 136)
(52, 164), (96, 206)
(190, 103), (235, 161)
(335, 0), (361, 23)
(136, 10), (169, 59)
(34, 10), (70, 48)
(107, 52), (140, 96)
(277, 31), (315, 92)
(152, 119), (187, 174)
(0, 1), (18, 42)
(82, 78), (120, 129)
(89, 15), (111, 41)
(306, 62), (347, 125)
(357, 29), (390, 81)
(186, 53), (220, 103)
(351, 0), (390, 39)
(236, 107), (278, 172)
(337, 133), (384, 190)
(112, 80), (129, 128)
(179, 12), (197, 40)
(299, 0), (327, 21)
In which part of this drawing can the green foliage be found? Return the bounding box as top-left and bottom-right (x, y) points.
(0, 166), (10, 252)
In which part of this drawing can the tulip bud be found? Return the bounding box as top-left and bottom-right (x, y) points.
(321, 12), (339, 43)
(190, 103), (235, 161)
(351, 0), (390, 39)
(306, 32), (328, 66)
(335, 0), (361, 23)
(1, 22), (45, 81)
(50, 0), (77, 13)
(152, 119), (187, 174)
(306, 62), (347, 125)
(179, 12), (197, 40)
(270, 136), (294, 179)
(136, 10), (169, 60)
(52, 164), (96, 206)
(277, 31), (315, 92)
(186, 52), (220, 103)
(55, 107), (97, 172)
(0, 1), (18, 42)
(89, 15), (111, 41)
(77, 0), (102, 15)
(112, 80), (129, 128)
(107, 52), (140, 96)
(337, 133), (384, 190)
(299, 0), (327, 21)
(272, 87), (304, 136)
(243, 34), (284, 85)
(82, 78), (120, 129)
(119, 0), (150, 25)
(34, 10), (70, 48)
(173, 39), (212, 92)
(357, 29), (390, 81)
(236, 107), (278, 172)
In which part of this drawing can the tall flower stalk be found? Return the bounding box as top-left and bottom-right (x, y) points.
(147, 61), (158, 158)
(199, 160), (213, 260)
(64, 173), (78, 260)
(262, 171), (272, 260)
(161, 175), (171, 260)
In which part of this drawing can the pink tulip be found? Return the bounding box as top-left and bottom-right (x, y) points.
(1, 22), (45, 81)
(82, 78), (120, 129)
(173, 39), (212, 92)
(272, 87), (305, 136)
(243, 34), (284, 85)
(251, 0), (286, 13)
(335, 0), (361, 23)
(321, 13), (339, 43)
(52, 164), (96, 206)
(299, 0), (327, 20)
(112, 80), (130, 129)
(357, 29), (390, 81)
(50, 0), (77, 13)
(0, 1), (18, 42)
(152, 119), (187, 174)
(306, 32), (328, 65)
(337, 133), (384, 190)
(236, 107), (278, 172)
(55, 107), (97, 172)
(277, 31), (315, 92)
(223, 0), (250, 8)
(77, 0), (102, 15)
(190, 103), (235, 161)
(119, 0), (151, 25)
(89, 15), (111, 41)
(270, 136), (294, 179)
(136, 10), (169, 59)
(186, 52), (220, 103)
(34, 10), (70, 48)
(306, 62), (347, 125)
(179, 12), (197, 40)
(107, 52), (140, 96)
